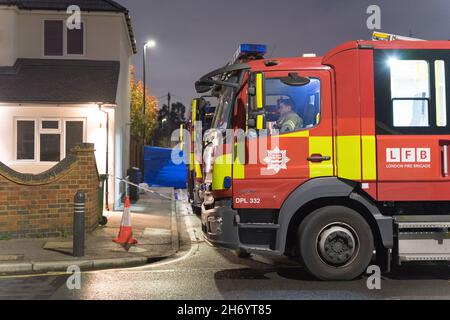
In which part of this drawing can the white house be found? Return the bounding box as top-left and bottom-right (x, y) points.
(0, 0), (136, 210)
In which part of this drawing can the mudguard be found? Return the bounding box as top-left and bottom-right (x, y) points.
(275, 177), (393, 253)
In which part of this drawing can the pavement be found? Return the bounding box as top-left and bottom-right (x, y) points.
(0, 187), (179, 275)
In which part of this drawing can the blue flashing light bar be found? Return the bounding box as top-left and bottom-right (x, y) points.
(231, 43), (267, 64)
(239, 44), (267, 55)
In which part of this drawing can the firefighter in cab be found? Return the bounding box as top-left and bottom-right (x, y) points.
(276, 98), (303, 133)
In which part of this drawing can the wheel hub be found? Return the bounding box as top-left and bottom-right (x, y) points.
(318, 225), (356, 266)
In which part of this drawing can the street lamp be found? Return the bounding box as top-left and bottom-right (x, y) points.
(143, 39), (156, 116)
(142, 39), (156, 181)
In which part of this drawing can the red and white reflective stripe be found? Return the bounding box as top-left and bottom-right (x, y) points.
(121, 207), (132, 227)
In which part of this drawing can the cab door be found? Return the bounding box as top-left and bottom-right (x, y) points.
(233, 69), (334, 209)
(374, 50), (450, 201)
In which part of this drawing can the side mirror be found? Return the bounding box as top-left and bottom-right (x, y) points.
(280, 73), (310, 86)
(195, 81), (212, 94)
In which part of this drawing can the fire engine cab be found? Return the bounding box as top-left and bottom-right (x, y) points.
(195, 33), (450, 280)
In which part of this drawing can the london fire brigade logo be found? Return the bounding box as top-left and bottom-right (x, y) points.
(264, 147), (290, 173)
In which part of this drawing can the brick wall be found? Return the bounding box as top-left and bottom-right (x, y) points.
(0, 143), (99, 239)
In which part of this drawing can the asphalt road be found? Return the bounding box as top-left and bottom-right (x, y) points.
(1, 206), (450, 300)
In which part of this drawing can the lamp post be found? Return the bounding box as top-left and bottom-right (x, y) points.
(142, 40), (156, 181)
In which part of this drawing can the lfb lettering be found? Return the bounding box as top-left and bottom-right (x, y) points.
(386, 148), (431, 163)
(417, 148), (431, 162)
(401, 148), (415, 163)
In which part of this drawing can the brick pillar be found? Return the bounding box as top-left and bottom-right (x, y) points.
(70, 143), (99, 232)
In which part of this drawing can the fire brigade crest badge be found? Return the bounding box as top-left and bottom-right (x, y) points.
(264, 147), (290, 173)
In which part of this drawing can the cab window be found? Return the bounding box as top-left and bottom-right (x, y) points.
(390, 60), (430, 127)
(262, 78), (321, 134)
(374, 50), (450, 135)
(211, 76), (238, 130)
(211, 86), (234, 130)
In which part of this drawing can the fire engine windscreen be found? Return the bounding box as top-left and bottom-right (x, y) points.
(211, 78), (237, 130)
(261, 78), (321, 134)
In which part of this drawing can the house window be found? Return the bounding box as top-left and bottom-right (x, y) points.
(16, 120), (35, 160)
(15, 118), (85, 163)
(44, 20), (63, 56)
(67, 22), (84, 55)
(40, 134), (61, 162)
(39, 120), (61, 162)
(44, 20), (85, 56)
(42, 120), (59, 130)
(65, 121), (84, 156)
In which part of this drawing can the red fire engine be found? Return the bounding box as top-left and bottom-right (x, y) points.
(195, 33), (450, 280)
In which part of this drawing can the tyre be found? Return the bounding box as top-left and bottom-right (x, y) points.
(297, 205), (374, 281)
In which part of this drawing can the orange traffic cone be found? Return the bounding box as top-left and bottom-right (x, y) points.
(113, 196), (138, 245)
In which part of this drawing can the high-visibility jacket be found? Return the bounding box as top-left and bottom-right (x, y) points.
(277, 112), (303, 133)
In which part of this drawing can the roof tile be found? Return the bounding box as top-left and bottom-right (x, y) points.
(0, 59), (120, 104)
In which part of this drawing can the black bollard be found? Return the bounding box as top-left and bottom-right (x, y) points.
(73, 191), (86, 257)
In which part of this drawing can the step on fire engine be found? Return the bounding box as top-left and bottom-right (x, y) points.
(194, 33), (450, 280)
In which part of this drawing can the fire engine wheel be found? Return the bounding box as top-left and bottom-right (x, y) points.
(297, 205), (374, 281)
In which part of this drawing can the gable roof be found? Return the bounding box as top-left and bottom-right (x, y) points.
(0, 0), (137, 53)
(0, 59), (120, 104)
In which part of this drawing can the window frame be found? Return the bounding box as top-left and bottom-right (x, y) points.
(66, 21), (86, 57)
(40, 118), (61, 132)
(43, 19), (64, 57)
(252, 74), (322, 135)
(14, 118), (37, 162)
(14, 117), (86, 164)
(374, 49), (450, 135)
(39, 132), (62, 163)
(39, 118), (62, 163)
(435, 60), (447, 127)
(63, 118), (87, 159)
(392, 98), (430, 127)
(42, 19), (86, 57)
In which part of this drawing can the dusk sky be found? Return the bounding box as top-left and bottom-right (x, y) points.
(116, 0), (450, 108)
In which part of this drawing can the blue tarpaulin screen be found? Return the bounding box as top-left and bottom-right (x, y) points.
(144, 146), (187, 189)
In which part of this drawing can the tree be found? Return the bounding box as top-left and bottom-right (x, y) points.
(155, 101), (187, 147)
(130, 65), (158, 145)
